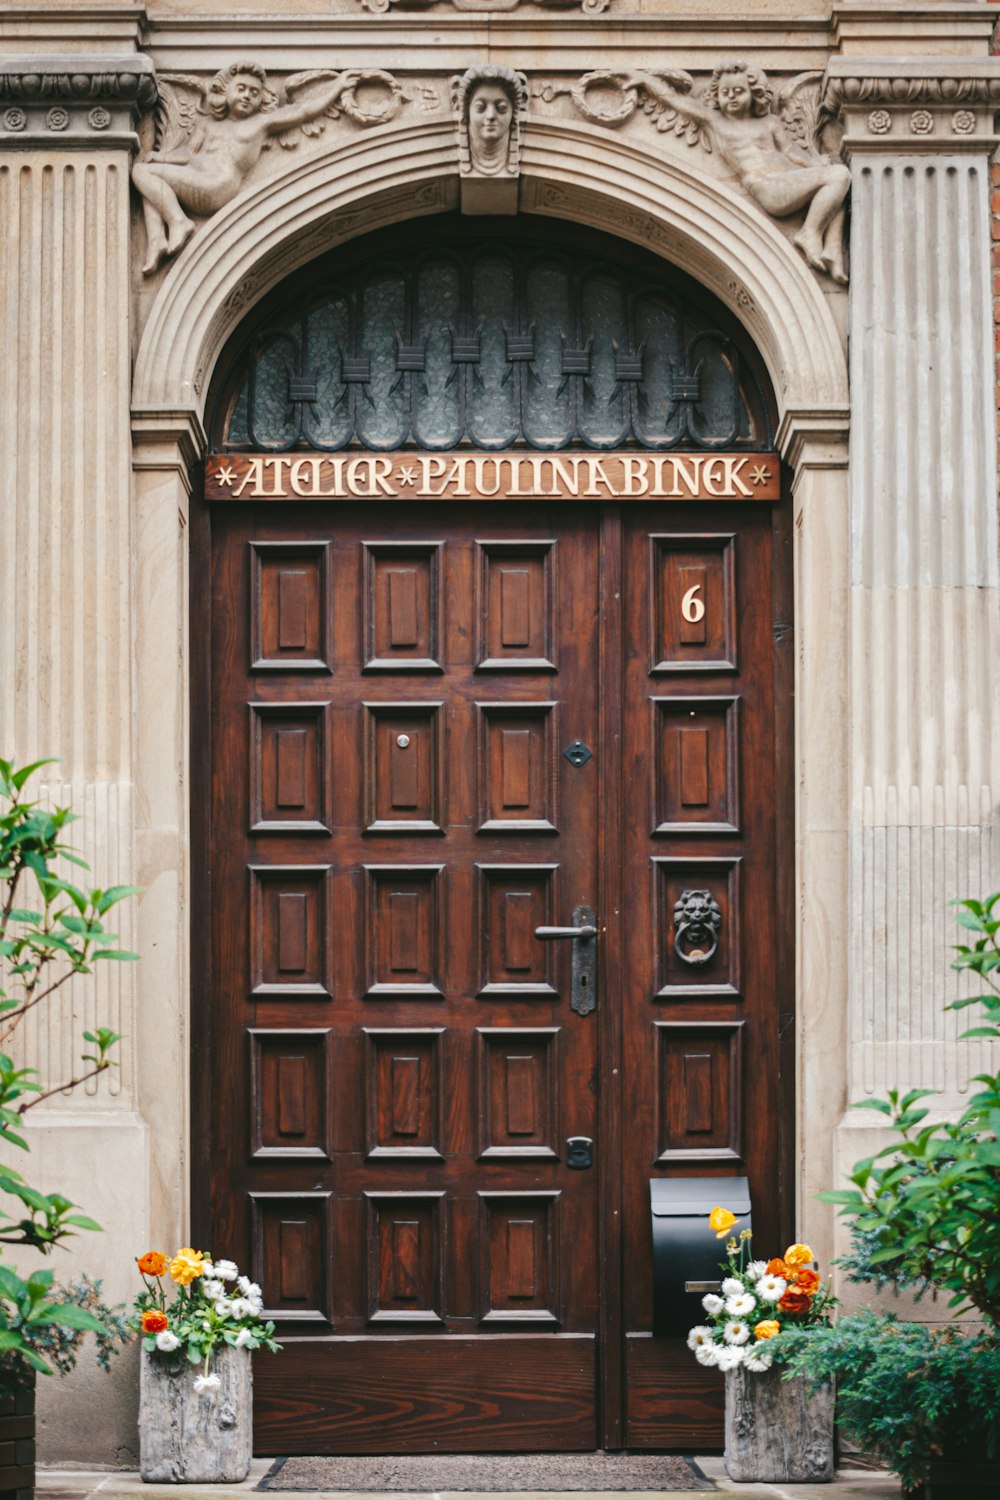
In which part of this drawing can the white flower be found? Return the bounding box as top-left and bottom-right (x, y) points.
(701, 1292), (724, 1316)
(246, 1297), (263, 1317)
(193, 1373), (221, 1395)
(202, 1279), (225, 1300)
(686, 1325), (714, 1352)
(229, 1298), (255, 1320)
(695, 1342), (719, 1367)
(725, 1292), (757, 1317)
(720, 1276), (743, 1297)
(744, 1349), (774, 1373)
(155, 1331), (180, 1352)
(757, 1273), (787, 1303)
(724, 1320), (751, 1345)
(234, 1327), (253, 1349)
(213, 1260), (239, 1281)
(746, 1260), (769, 1282)
(237, 1275), (259, 1298)
(214, 1298), (234, 1318)
(716, 1345), (746, 1371)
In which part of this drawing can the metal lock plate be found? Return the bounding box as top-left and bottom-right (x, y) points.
(563, 740), (593, 767)
(566, 1136), (594, 1169)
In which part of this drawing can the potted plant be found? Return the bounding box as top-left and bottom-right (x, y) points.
(0, 757), (139, 1496)
(686, 1210), (836, 1481)
(777, 894), (1000, 1496)
(132, 1246), (280, 1482)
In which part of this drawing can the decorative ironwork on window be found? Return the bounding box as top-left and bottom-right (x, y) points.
(217, 239), (771, 453)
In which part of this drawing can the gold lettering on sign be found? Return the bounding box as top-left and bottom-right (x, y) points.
(208, 451), (780, 502)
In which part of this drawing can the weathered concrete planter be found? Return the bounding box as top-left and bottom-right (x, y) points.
(139, 1345), (252, 1483)
(0, 1372), (35, 1500)
(724, 1365), (834, 1483)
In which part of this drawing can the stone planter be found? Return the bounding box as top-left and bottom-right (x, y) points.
(724, 1365), (834, 1483)
(0, 1372), (35, 1500)
(139, 1345), (252, 1483)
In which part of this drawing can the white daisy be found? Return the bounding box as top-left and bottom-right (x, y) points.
(716, 1345), (745, 1371)
(701, 1292), (724, 1315)
(155, 1330), (180, 1352)
(724, 1292), (757, 1317)
(695, 1342), (720, 1367)
(193, 1373), (221, 1395)
(746, 1261), (769, 1282)
(234, 1327), (253, 1349)
(214, 1298), (234, 1318)
(757, 1273), (787, 1303)
(202, 1279), (225, 1300)
(744, 1349), (773, 1373)
(213, 1260), (239, 1281)
(686, 1325), (714, 1352)
(237, 1277), (262, 1300)
(720, 1276), (744, 1297)
(723, 1320), (751, 1345)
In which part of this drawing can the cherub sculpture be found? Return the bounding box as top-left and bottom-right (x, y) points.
(132, 62), (361, 275)
(451, 64), (529, 177)
(636, 60), (849, 283)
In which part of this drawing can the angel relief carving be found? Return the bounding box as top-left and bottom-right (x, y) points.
(540, 61), (850, 283)
(132, 62), (424, 275)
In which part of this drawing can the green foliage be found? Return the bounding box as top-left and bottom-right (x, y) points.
(775, 1312), (1000, 1491)
(819, 893), (1000, 1326)
(0, 756), (140, 1381)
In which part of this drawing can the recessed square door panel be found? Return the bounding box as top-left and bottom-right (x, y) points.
(476, 865), (558, 998)
(652, 697), (740, 833)
(250, 541), (331, 672)
(250, 865), (330, 997)
(363, 542), (444, 672)
(476, 541), (556, 670)
(250, 703), (330, 833)
(654, 1020), (745, 1163)
(249, 1028), (332, 1158)
(477, 1027), (560, 1159)
(364, 866), (444, 998)
(250, 1192), (333, 1324)
(478, 702), (558, 832)
(649, 533), (737, 673)
(364, 1028), (444, 1159)
(653, 857), (741, 997)
(478, 1192), (561, 1324)
(364, 702), (444, 832)
(365, 1193), (445, 1323)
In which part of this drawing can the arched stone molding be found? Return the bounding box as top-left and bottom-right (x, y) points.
(131, 116), (848, 450)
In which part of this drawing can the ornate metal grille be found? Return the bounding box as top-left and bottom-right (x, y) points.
(216, 237), (771, 453)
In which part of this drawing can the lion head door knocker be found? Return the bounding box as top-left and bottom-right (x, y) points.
(450, 64), (528, 214)
(673, 889), (723, 965)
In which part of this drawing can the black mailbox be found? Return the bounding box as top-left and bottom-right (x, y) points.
(650, 1177), (752, 1337)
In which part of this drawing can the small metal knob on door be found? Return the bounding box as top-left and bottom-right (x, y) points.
(534, 905), (598, 1016)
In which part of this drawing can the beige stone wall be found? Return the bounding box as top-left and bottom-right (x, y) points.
(0, 0), (997, 1463)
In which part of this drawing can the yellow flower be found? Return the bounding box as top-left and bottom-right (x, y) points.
(168, 1247), (206, 1286)
(709, 1206), (737, 1239)
(784, 1243), (814, 1268)
(754, 1320), (781, 1341)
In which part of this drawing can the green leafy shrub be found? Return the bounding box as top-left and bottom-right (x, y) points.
(0, 757), (139, 1380)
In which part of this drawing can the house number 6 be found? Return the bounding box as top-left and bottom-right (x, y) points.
(681, 584), (705, 624)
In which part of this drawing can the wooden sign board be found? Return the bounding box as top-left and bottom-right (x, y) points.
(205, 451), (780, 502)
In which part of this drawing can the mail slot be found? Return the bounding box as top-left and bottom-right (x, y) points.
(650, 1176), (752, 1337)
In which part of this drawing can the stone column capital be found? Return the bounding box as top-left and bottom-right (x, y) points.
(822, 57), (1000, 155)
(0, 54), (156, 151)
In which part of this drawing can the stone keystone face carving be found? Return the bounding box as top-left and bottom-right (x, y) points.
(542, 59), (850, 284)
(131, 62), (420, 277)
(450, 64), (529, 178)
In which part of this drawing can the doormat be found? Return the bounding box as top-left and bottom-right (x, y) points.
(257, 1453), (714, 1492)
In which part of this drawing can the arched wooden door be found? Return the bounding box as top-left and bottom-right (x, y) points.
(194, 218), (793, 1454)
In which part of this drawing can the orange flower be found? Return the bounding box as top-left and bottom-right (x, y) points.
(754, 1320), (781, 1341)
(766, 1257), (789, 1278)
(792, 1267), (820, 1295)
(708, 1206), (737, 1239)
(141, 1309), (169, 1334)
(778, 1287), (812, 1315)
(784, 1243), (815, 1268)
(168, 1247), (205, 1286)
(137, 1251), (167, 1277)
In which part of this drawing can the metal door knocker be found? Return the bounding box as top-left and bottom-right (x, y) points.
(673, 890), (722, 965)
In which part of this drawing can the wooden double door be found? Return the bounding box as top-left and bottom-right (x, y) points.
(202, 497), (790, 1453)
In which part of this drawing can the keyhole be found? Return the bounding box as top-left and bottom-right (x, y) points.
(580, 973), (588, 987)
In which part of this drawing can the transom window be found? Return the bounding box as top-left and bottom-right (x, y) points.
(213, 218), (773, 453)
